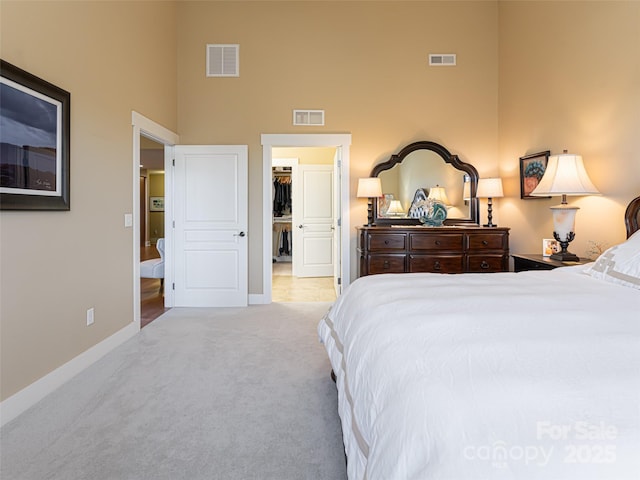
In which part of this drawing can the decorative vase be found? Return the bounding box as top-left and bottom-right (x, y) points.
(418, 199), (448, 227)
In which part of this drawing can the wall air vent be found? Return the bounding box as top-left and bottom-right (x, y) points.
(293, 110), (325, 126)
(429, 54), (456, 66)
(206, 44), (239, 77)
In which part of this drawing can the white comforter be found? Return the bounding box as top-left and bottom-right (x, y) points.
(318, 267), (640, 480)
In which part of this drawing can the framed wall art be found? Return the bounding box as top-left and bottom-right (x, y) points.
(519, 150), (550, 200)
(1, 60), (70, 210)
(149, 196), (164, 212)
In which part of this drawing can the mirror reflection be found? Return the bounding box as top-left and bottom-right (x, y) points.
(377, 149), (470, 219)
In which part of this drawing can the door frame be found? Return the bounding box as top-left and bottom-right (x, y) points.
(260, 133), (351, 304)
(132, 112), (179, 326)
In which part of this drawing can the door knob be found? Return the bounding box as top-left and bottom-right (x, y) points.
(298, 224), (304, 229)
(234, 231), (246, 237)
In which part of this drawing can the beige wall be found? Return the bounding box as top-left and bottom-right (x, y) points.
(0, 1), (177, 400)
(177, 0), (500, 291)
(272, 147), (336, 165)
(498, 1), (640, 257)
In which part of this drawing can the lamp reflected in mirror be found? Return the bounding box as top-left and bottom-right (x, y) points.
(386, 200), (405, 217)
(463, 176), (471, 204)
(427, 185), (451, 206)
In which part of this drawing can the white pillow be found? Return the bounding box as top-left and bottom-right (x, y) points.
(584, 230), (640, 289)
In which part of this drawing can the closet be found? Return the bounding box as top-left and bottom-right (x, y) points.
(273, 166), (292, 263)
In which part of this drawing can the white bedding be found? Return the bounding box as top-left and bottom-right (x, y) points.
(318, 266), (640, 480)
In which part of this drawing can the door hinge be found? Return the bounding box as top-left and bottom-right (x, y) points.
(172, 220), (175, 228)
(338, 277), (342, 285)
(172, 158), (175, 167)
(337, 218), (341, 227)
(337, 160), (341, 168)
(172, 283), (175, 290)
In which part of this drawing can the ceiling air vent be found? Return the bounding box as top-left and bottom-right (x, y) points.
(206, 44), (239, 77)
(293, 110), (325, 126)
(429, 54), (456, 66)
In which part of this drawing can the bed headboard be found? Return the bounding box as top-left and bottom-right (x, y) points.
(624, 196), (640, 238)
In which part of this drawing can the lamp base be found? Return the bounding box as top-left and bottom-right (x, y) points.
(551, 231), (579, 262)
(550, 251), (579, 262)
(483, 223), (498, 228)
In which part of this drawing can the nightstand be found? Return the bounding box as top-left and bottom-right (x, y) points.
(512, 253), (592, 273)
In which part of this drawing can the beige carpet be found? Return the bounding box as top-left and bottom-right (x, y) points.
(0, 303), (346, 480)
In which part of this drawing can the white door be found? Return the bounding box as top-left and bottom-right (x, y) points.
(333, 149), (342, 295)
(292, 165), (334, 277)
(173, 145), (248, 307)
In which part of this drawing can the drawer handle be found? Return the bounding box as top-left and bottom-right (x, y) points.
(482, 240), (489, 246)
(480, 261), (490, 269)
(433, 261), (441, 271)
(383, 260), (390, 269)
(435, 240), (441, 246)
(384, 240), (389, 245)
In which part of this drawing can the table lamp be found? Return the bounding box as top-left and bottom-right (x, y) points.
(357, 177), (382, 226)
(476, 177), (504, 227)
(530, 150), (599, 261)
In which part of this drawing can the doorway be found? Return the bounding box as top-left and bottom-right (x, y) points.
(271, 149), (336, 302)
(139, 136), (168, 326)
(132, 111), (179, 328)
(261, 134), (352, 305)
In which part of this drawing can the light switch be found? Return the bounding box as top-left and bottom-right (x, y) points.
(124, 213), (133, 228)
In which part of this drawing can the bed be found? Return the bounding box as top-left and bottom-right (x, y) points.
(318, 196), (640, 480)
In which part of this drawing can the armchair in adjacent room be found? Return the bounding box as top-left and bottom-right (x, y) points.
(140, 238), (164, 292)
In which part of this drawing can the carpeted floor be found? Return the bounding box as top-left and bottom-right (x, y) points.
(0, 303), (347, 480)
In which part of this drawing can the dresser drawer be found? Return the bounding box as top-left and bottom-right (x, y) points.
(368, 234), (406, 251)
(409, 233), (464, 251)
(467, 255), (506, 273)
(467, 233), (506, 251)
(367, 254), (406, 274)
(409, 255), (464, 273)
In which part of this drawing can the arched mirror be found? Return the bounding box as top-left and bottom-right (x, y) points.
(371, 141), (479, 225)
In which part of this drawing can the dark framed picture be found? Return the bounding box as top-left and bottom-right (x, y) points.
(519, 150), (550, 199)
(1, 60), (70, 210)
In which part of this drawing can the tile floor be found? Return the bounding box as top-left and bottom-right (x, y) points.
(272, 261), (336, 302)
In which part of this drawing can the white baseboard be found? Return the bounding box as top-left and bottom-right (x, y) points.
(248, 294), (269, 305)
(0, 321), (139, 427)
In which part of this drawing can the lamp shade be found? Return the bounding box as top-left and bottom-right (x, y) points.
(356, 177), (382, 198)
(462, 180), (471, 201)
(531, 153), (599, 196)
(427, 185), (451, 205)
(476, 178), (504, 198)
(387, 200), (404, 215)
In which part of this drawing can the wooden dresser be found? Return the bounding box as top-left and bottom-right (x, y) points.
(357, 226), (510, 276)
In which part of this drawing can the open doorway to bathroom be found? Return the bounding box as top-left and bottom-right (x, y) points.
(139, 135), (169, 327)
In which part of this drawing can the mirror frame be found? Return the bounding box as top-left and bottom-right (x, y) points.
(371, 141), (479, 225)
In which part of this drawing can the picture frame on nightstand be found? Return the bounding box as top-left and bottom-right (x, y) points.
(542, 238), (559, 257)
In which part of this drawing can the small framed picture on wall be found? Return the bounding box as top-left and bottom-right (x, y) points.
(519, 150), (551, 199)
(149, 196), (164, 212)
